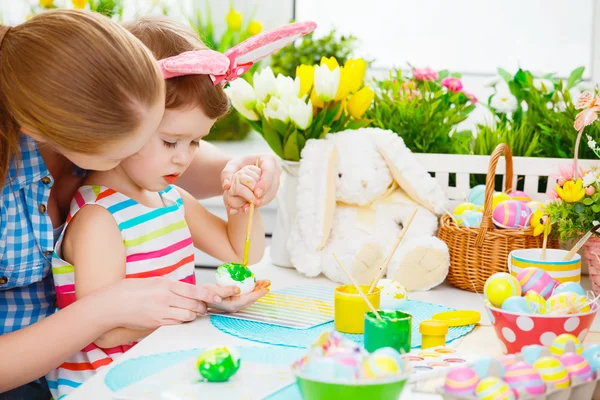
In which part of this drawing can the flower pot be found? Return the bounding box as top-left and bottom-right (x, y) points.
(269, 160), (300, 268)
(584, 237), (600, 295)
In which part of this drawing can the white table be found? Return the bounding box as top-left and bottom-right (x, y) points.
(69, 256), (599, 399)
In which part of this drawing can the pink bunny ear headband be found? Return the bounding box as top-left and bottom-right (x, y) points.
(158, 21), (317, 85)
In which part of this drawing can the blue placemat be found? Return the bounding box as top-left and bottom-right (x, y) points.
(211, 294), (475, 349)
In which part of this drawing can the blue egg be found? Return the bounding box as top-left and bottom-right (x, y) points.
(501, 296), (530, 313)
(553, 282), (586, 297)
(472, 357), (506, 379)
(461, 211), (483, 228)
(582, 344), (600, 373)
(522, 344), (545, 365)
(468, 185), (487, 206)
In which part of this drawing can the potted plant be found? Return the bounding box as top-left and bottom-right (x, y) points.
(224, 56), (374, 266)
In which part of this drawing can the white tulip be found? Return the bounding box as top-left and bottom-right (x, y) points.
(533, 78), (554, 93)
(224, 79), (259, 121)
(263, 97), (289, 123)
(314, 64), (340, 102)
(490, 89), (518, 114)
(289, 99), (313, 130)
(253, 67), (277, 102)
(275, 74), (300, 102)
(583, 171), (596, 187)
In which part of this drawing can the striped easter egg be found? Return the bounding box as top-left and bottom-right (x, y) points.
(509, 190), (532, 203)
(547, 292), (591, 314)
(443, 366), (480, 396)
(475, 377), (514, 400)
(504, 361), (545, 396)
(533, 356), (570, 389)
(516, 267), (558, 300)
(492, 200), (533, 229)
(468, 185), (486, 206)
(550, 334), (583, 356)
(559, 353), (594, 383)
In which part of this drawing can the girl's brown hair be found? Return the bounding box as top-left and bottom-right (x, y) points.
(0, 9), (164, 185)
(123, 17), (230, 117)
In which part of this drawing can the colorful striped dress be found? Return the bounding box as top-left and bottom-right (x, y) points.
(46, 185), (196, 398)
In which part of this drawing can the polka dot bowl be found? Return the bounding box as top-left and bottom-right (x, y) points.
(485, 303), (598, 354)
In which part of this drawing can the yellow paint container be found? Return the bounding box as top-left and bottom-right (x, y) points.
(334, 285), (380, 334)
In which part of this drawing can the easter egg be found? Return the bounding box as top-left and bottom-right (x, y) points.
(215, 263), (256, 295)
(475, 377), (514, 400)
(526, 201), (545, 213)
(522, 344), (547, 365)
(462, 210), (483, 228)
(524, 291), (547, 314)
(454, 202), (476, 224)
(516, 267), (558, 300)
(533, 356), (570, 389)
(196, 346), (241, 382)
(550, 333), (583, 356)
(504, 361), (545, 397)
(500, 354), (519, 369)
(484, 273), (522, 308)
(472, 357), (506, 379)
(509, 190), (532, 203)
(547, 292), (590, 314)
(501, 296), (530, 314)
(559, 352), (594, 382)
(553, 281), (586, 297)
(582, 344), (600, 373)
(492, 200), (533, 229)
(469, 185), (487, 206)
(492, 192), (511, 209)
(376, 279), (407, 309)
(361, 347), (403, 378)
(443, 366), (480, 396)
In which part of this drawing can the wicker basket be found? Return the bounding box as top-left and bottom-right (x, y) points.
(437, 143), (559, 293)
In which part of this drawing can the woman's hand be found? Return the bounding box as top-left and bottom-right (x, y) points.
(221, 154), (281, 214)
(207, 280), (270, 313)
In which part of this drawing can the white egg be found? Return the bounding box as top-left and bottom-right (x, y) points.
(215, 263), (256, 295)
(376, 278), (407, 310)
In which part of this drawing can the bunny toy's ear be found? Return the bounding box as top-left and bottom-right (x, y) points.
(295, 137), (339, 252)
(365, 128), (447, 215)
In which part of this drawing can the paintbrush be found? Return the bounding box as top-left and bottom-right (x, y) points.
(562, 224), (600, 261)
(242, 159), (260, 267)
(333, 253), (382, 320)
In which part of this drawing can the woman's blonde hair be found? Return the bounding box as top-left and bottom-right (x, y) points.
(0, 9), (164, 185)
(123, 17), (230, 117)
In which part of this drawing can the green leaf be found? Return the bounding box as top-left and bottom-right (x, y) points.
(451, 72), (462, 78)
(593, 204), (600, 213)
(583, 197), (594, 206)
(261, 119), (284, 158)
(566, 66), (585, 90)
(574, 203), (586, 213)
(283, 131), (301, 161)
(270, 118), (290, 136)
(497, 68), (512, 82)
(345, 118), (372, 130)
(438, 70), (449, 80)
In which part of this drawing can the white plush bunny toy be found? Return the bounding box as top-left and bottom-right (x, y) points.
(287, 127), (450, 291)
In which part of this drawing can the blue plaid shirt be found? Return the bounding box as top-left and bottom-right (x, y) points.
(1, 135), (59, 334)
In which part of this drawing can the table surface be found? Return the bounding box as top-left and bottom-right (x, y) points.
(69, 254), (600, 400)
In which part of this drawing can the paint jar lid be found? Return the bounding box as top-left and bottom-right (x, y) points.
(431, 310), (481, 327)
(419, 320), (448, 335)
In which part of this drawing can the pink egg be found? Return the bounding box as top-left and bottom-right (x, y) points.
(504, 362), (545, 396)
(443, 366), (480, 396)
(509, 190), (532, 203)
(492, 200), (533, 229)
(516, 267), (559, 300)
(559, 353), (594, 383)
(500, 354), (519, 369)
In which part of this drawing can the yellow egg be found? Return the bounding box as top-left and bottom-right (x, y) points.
(525, 291), (546, 314)
(547, 292), (590, 314)
(475, 377), (513, 400)
(533, 356), (570, 389)
(550, 333), (583, 356)
(492, 192), (511, 210)
(453, 202), (476, 224)
(484, 273), (522, 308)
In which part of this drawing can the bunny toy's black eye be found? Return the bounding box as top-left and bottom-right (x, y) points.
(338, 173), (343, 178)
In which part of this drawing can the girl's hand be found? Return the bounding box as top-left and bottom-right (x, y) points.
(221, 155), (281, 214)
(223, 165), (261, 215)
(102, 278), (239, 329)
(208, 280), (270, 313)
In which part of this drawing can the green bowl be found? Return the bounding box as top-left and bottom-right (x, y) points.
(294, 371), (408, 400)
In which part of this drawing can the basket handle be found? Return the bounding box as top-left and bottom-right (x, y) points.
(475, 143), (513, 247)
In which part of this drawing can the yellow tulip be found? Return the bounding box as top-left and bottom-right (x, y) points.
(310, 88), (324, 108)
(344, 58), (367, 93)
(320, 56), (339, 71)
(335, 67), (353, 101)
(530, 210), (551, 237)
(296, 64), (315, 97)
(347, 86), (374, 119)
(40, 0), (53, 7)
(226, 9), (243, 31)
(72, 0), (86, 8)
(334, 98), (346, 121)
(556, 179), (586, 203)
(247, 20), (263, 36)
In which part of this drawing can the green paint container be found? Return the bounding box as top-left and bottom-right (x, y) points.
(364, 310), (412, 354)
(294, 372), (408, 400)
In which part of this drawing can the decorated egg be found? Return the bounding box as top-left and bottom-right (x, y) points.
(484, 273), (522, 308)
(475, 377), (514, 400)
(376, 279), (407, 309)
(509, 190), (532, 203)
(582, 344), (600, 373)
(196, 346), (241, 382)
(533, 356), (570, 389)
(461, 210), (483, 228)
(516, 267), (558, 300)
(521, 344), (550, 365)
(504, 361), (545, 397)
(472, 357), (506, 379)
(547, 292), (590, 314)
(500, 354), (519, 369)
(492, 200), (533, 229)
(550, 333), (583, 356)
(553, 281), (586, 297)
(559, 352), (594, 382)
(443, 366), (480, 396)
(492, 192), (511, 209)
(454, 202), (477, 225)
(361, 347), (404, 378)
(215, 263), (256, 295)
(526, 201), (545, 213)
(468, 185), (486, 206)
(524, 291), (547, 314)
(501, 296), (530, 314)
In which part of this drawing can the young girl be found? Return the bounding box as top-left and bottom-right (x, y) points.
(45, 17), (269, 398)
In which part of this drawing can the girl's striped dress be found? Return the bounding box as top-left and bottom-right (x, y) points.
(46, 185), (196, 399)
